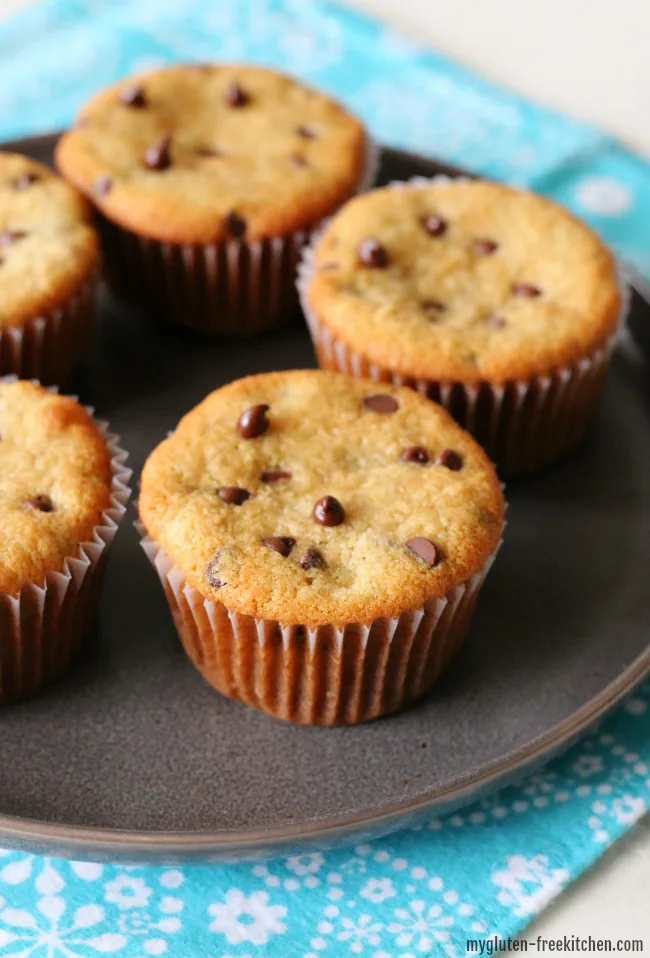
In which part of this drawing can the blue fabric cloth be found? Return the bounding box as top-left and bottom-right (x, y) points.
(0, 2), (649, 955)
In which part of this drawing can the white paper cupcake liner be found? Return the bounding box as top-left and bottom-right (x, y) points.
(297, 175), (629, 475)
(136, 523), (501, 726)
(97, 134), (379, 338)
(0, 378), (132, 704)
(0, 270), (97, 386)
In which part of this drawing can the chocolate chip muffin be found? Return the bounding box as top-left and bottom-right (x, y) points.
(300, 178), (623, 475)
(138, 369), (504, 725)
(0, 379), (130, 703)
(0, 152), (98, 384)
(55, 64), (371, 337)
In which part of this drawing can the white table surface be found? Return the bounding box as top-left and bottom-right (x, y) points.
(0, 0), (648, 941)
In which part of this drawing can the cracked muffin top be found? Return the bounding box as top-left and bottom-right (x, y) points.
(139, 370), (504, 627)
(0, 152), (97, 329)
(0, 380), (112, 595)
(305, 179), (621, 384)
(55, 64), (368, 244)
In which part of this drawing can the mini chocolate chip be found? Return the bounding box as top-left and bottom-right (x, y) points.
(473, 238), (499, 255)
(196, 146), (223, 157)
(260, 469), (292, 483)
(217, 486), (250, 505)
(421, 299), (446, 313)
(318, 261), (339, 272)
(358, 237), (389, 268)
(485, 315), (507, 329)
(0, 256), (4, 267)
(24, 494), (54, 513)
(145, 136), (171, 171)
(225, 210), (247, 238)
(313, 496), (345, 527)
(406, 536), (440, 567)
(439, 448), (464, 471)
(421, 215), (447, 237)
(290, 153), (308, 167)
(301, 547), (325, 570)
(205, 555), (224, 588)
(364, 394), (399, 414)
(237, 404), (269, 439)
(0, 230), (26, 246)
(225, 82), (249, 107)
(120, 85), (147, 108)
(401, 445), (429, 464)
(513, 282), (541, 298)
(262, 536), (295, 557)
(93, 176), (112, 197)
(12, 172), (38, 190)
(296, 125), (316, 139)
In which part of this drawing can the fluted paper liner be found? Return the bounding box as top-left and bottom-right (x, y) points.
(0, 271), (96, 386)
(0, 379), (132, 704)
(297, 175), (628, 476)
(97, 135), (379, 338)
(137, 524), (500, 726)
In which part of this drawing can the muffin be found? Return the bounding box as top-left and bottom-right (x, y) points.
(0, 152), (98, 384)
(299, 178), (623, 475)
(55, 64), (372, 337)
(138, 370), (504, 726)
(0, 379), (131, 703)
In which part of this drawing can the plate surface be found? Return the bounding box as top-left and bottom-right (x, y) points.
(0, 136), (649, 863)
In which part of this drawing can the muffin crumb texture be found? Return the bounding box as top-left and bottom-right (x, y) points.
(139, 370), (504, 626)
(0, 381), (112, 595)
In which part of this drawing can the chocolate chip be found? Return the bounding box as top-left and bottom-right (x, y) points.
(290, 153), (308, 167)
(439, 448), (463, 471)
(485, 315), (507, 329)
(225, 211), (247, 238)
(313, 496), (345, 527)
(318, 261), (339, 272)
(0, 230), (26, 246)
(225, 82), (249, 107)
(217, 486), (250, 505)
(363, 394), (398, 414)
(473, 238), (499, 255)
(406, 536), (440, 567)
(196, 146), (223, 157)
(24, 494), (54, 513)
(205, 555), (224, 588)
(421, 299), (446, 314)
(260, 469), (292, 483)
(237, 404), (269, 439)
(12, 172), (38, 190)
(93, 176), (112, 197)
(421, 215), (447, 237)
(145, 136), (171, 171)
(262, 536), (295, 557)
(401, 445), (429, 464)
(301, 547), (325, 570)
(358, 238), (389, 268)
(513, 282), (541, 298)
(296, 125), (316, 139)
(120, 85), (147, 108)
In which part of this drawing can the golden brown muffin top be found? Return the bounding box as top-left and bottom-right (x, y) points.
(55, 64), (368, 244)
(139, 370), (504, 627)
(0, 153), (98, 330)
(306, 180), (621, 384)
(0, 381), (113, 595)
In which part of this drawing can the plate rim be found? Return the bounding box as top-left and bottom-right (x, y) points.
(1, 133), (648, 861)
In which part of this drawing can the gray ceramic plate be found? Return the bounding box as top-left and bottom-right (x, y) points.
(0, 135), (648, 864)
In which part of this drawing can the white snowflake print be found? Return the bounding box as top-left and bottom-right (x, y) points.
(360, 878), (396, 904)
(492, 855), (569, 917)
(388, 900), (454, 953)
(0, 856), (103, 889)
(208, 889), (286, 946)
(588, 794), (647, 842)
(285, 853), (324, 877)
(0, 897), (126, 956)
(330, 912), (382, 954)
(575, 176), (633, 216)
(105, 875), (153, 910)
(573, 754), (604, 778)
